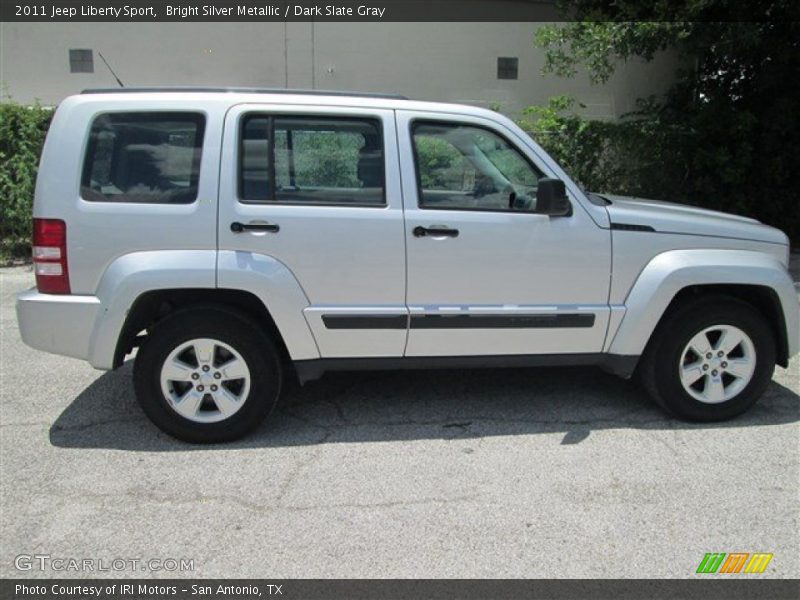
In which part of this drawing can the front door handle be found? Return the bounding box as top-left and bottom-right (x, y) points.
(413, 225), (459, 238)
(231, 221), (280, 233)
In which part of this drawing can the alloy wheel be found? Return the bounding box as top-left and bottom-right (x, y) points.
(159, 338), (251, 423)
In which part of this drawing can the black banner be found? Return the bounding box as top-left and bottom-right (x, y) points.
(2, 1), (560, 22)
(2, 579), (800, 600)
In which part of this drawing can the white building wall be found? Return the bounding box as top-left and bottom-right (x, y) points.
(0, 22), (677, 118)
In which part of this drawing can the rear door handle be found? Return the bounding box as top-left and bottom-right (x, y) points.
(231, 221), (280, 233)
(413, 225), (459, 238)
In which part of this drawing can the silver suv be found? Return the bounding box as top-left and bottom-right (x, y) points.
(16, 88), (799, 442)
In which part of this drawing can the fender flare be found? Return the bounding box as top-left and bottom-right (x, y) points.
(216, 250), (319, 361)
(607, 249), (799, 358)
(87, 250), (319, 369)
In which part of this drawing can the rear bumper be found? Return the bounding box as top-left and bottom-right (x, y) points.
(16, 288), (101, 362)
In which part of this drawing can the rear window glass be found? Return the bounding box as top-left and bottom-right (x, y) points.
(81, 112), (205, 204)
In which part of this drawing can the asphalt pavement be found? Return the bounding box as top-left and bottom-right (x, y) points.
(0, 265), (798, 578)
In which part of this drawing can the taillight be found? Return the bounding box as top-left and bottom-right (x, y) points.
(32, 218), (70, 294)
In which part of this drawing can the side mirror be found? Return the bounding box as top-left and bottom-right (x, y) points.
(536, 178), (572, 217)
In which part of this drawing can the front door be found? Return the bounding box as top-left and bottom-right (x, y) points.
(397, 110), (611, 357)
(218, 104), (407, 357)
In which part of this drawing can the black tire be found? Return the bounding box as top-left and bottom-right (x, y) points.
(133, 307), (282, 443)
(639, 296), (775, 421)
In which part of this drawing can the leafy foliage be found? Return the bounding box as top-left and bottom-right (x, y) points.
(519, 95), (690, 201)
(0, 101), (53, 261)
(415, 136), (464, 189)
(275, 131), (365, 188)
(530, 3), (800, 243)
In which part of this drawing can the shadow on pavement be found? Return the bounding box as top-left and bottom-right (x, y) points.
(50, 361), (800, 451)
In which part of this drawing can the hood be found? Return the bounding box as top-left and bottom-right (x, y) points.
(600, 194), (789, 246)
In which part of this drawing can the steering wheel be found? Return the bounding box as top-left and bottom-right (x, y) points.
(507, 185), (534, 210)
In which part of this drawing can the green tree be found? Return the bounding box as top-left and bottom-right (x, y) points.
(530, 2), (800, 243)
(0, 101), (53, 261)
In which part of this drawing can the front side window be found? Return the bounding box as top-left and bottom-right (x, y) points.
(412, 121), (543, 212)
(239, 115), (384, 206)
(81, 112), (205, 204)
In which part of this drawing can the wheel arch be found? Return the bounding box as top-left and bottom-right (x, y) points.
(608, 249), (798, 367)
(87, 250), (320, 370)
(113, 288), (293, 368)
(650, 284), (789, 367)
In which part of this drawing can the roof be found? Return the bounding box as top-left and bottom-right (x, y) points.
(72, 86), (507, 127)
(81, 87), (408, 100)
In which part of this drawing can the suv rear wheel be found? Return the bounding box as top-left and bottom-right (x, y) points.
(640, 296), (776, 421)
(133, 307), (282, 442)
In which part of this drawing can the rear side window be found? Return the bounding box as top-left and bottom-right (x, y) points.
(81, 112), (205, 204)
(239, 115), (384, 206)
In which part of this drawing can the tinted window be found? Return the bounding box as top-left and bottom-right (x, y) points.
(412, 122), (542, 212)
(81, 112), (205, 204)
(240, 116), (270, 201)
(239, 115), (384, 206)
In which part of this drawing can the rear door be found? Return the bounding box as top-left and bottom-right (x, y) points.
(217, 104), (407, 357)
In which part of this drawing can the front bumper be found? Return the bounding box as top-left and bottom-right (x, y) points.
(16, 288), (101, 362)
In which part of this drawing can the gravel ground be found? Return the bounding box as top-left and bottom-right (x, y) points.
(0, 262), (798, 579)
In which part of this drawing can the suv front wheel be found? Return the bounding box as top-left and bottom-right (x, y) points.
(640, 296), (776, 421)
(133, 307), (282, 443)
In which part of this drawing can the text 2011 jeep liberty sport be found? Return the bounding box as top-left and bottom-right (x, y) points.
(16, 88), (800, 442)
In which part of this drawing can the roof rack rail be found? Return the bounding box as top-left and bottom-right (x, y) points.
(81, 87), (408, 100)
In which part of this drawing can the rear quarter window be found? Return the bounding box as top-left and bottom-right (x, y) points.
(81, 112), (205, 204)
